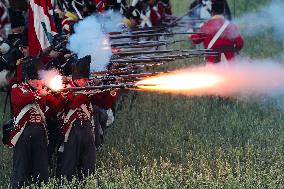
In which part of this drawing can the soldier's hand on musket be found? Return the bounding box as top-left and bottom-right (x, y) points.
(39, 88), (48, 96)
(49, 49), (61, 58)
(60, 91), (70, 98)
(90, 78), (102, 86)
(115, 77), (124, 83)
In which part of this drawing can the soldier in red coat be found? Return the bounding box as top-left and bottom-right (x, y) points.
(91, 89), (118, 147)
(10, 58), (49, 189)
(189, 0), (244, 64)
(140, 0), (161, 27)
(126, 0), (161, 28)
(92, 0), (107, 13)
(57, 55), (97, 181)
(157, 0), (172, 22)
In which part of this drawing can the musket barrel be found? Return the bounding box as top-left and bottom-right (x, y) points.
(110, 58), (175, 64)
(109, 32), (204, 39)
(60, 84), (136, 92)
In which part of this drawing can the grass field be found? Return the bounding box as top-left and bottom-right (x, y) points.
(1, 0), (284, 188)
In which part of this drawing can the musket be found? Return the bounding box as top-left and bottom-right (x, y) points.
(110, 58), (175, 64)
(111, 40), (171, 47)
(109, 32), (203, 40)
(111, 40), (185, 48)
(91, 64), (158, 76)
(112, 49), (177, 57)
(168, 3), (202, 26)
(109, 28), (166, 36)
(130, 26), (168, 32)
(92, 68), (139, 76)
(41, 22), (68, 52)
(113, 43), (168, 49)
(96, 72), (166, 79)
(112, 49), (215, 57)
(60, 83), (137, 92)
(134, 52), (218, 60)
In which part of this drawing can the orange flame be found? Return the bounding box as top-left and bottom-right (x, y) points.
(48, 75), (64, 91)
(39, 70), (64, 91)
(136, 62), (284, 96)
(136, 72), (224, 94)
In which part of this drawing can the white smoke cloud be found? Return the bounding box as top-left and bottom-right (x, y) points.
(67, 14), (113, 72)
(39, 69), (63, 91)
(138, 58), (284, 98)
(235, 0), (284, 40)
(98, 10), (124, 32)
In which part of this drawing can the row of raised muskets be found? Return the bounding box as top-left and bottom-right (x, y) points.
(44, 45), (217, 94)
(0, 23), (215, 95)
(20, 12), (216, 93)
(0, 0), (215, 136)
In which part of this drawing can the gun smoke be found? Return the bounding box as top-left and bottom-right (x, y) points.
(39, 69), (63, 91)
(137, 58), (284, 97)
(235, 0), (284, 40)
(97, 10), (124, 32)
(67, 13), (115, 71)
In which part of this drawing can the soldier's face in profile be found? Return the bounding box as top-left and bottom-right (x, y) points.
(11, 26), (25, 34)
(142, 2), (148, 10)
(148, 0), (155, 6)
(19, 46), (29, 57)
(27, 79), (43, 89)
(74, 78), (88, 87)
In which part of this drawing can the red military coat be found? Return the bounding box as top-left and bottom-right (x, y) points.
(191, 15), (244, 63)
(45, 93), (66, 119)
(91, 90), (118, 109)
(62, 80), (94, 142)
(9, 82), (47, 147)
(157, 0), (172, 21)
(92, 0), (107, 13)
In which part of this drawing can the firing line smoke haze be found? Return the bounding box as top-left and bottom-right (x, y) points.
(39, 69), (63, 91)
(235, 0), (284, 40)
(137, 59), (284, 97)
(67, 11), (123, 72)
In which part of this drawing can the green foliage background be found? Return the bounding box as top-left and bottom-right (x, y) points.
(1, 0), (284, 188)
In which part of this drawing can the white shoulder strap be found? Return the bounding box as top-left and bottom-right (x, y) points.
(207, 20), (230, 49)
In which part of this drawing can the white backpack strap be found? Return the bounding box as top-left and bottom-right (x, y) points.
(207, 20), (230, 49)
(14, 104), (34, 125)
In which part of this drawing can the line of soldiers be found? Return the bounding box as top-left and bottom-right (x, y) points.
(0, 0), (174, 37)
(0, 0), (245, 188)
(3, 34), (120, 188)
(0, 1), (175, 188)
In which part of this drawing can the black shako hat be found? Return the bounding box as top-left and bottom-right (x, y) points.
(211, 0), (225, 15)
(10, 11), (25, 29)
(72, 55), (91, 79)
(22, 57), (42, 80)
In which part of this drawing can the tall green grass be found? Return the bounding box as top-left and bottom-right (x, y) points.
(0, 0), (284, 188)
